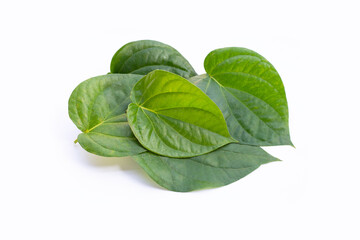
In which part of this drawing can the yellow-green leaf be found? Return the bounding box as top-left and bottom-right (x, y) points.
(127, 70), (235, 158)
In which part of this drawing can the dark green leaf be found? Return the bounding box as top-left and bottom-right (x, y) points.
(127, 70), (235, 158)
(68, 74), (146, 157)
(190, 47), (292, 146)
(110, 40), (197, 78)
(134, 143), (279, 192)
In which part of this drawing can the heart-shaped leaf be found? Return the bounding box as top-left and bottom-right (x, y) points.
(110, 40), (197, 78)
(190, 47), (292, 146)
(127, 70), (235, 158)
(68, 74), (146, 157)
(134, 143), (279, 192)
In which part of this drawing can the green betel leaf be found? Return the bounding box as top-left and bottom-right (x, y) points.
(134, 144), (279, 192)
(68, 74), (146, 157)
(110, 40), (197, 78)
(190, 47), (292, 146)
(127, 70), (235, 158)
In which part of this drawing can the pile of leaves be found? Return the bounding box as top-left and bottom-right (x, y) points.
(68, 40), (293, 192)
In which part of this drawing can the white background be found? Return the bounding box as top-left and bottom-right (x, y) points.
(1, 0), (359, 239)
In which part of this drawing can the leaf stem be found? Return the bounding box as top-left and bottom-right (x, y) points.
(74, 139), (78, 144)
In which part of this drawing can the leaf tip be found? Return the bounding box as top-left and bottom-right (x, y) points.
(263, 157), (282, 165)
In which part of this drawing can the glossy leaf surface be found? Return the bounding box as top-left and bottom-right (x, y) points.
(127, 70), (235, 158)
(110, 40), (197, 78)
(68, 74), (146, 157)
(134, 144), (279, 192)
(190, 47), (292, 146)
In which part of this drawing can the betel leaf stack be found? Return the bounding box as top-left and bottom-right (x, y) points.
(68, 40), (293, 192)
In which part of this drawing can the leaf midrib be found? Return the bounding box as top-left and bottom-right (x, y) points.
(84, 113), (127, 134)
(138, 105), (230, 139)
